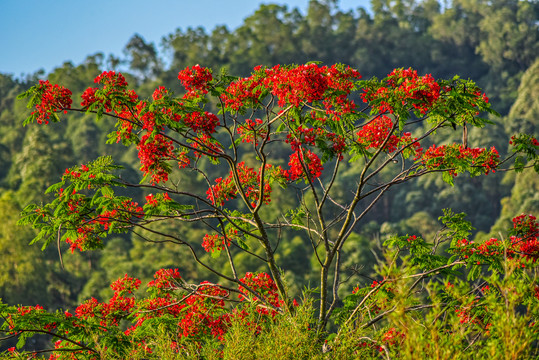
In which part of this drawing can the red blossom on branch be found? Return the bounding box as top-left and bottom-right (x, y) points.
(147, 268), (182, 290)
(206, 162), (284, 208)
(110, 274), (142, 295)
(177, 64), (213, 98)
(221, 63), (360, 114)
(137, 132), (175, 184)
(453, 215), (539, 265)
(239, 272), (284, 316)
(422, 144), (499, 176)
(361, 67), (441, 114)
(30, 80), (72, 124)
(287, 150), (323, 181)
(81, 71), (137, 113)
(183, 111), (220, 134)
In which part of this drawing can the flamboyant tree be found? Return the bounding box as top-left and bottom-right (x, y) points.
(1, 63), (538, 359)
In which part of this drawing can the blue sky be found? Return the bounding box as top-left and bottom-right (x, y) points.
(0, 0), (370, 77)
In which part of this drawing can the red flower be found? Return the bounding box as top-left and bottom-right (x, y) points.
(110, 274), (142, 295)
(361, 68), (441, 114)
(183, 111), (220, 134)
(145, 194), (158, 207)
(287, 150), (323, 181)
(152, 85), (168, 101)
(75, 298), (100, 319)
(177, 64), (213, 98)
(81, 87), (98, 107)
(31, 80), (72, 124)
(206, 162), (281, 207)
(239, 272), (284, 316)
(221, 63), (360, 113)
(148, 268), (182, 290)
(137, 131), (175, 184)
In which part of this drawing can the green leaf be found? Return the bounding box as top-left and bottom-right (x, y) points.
(467, 264), (479, 281)
(326, 333), (337, 342)
(442, 171), (455, 186)
(237, 238), (250, 251)
(16, 331), (32, 349)
(45, 181), (64, 194)
(101, 186), (114, 197)
(16, 90), (31, 100)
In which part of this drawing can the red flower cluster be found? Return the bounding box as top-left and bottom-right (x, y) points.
(177, 150), (191, 169)
(137, 111), (175, 184)
(145, 194), (158, 207)
(361, 68), (441, 115)
(382, 327), (405, 346)
(286, 126), (318, 151)
(286, 125), (347, 160)
(110, 274), (142, 295)
(510, 214), (539, 261)
(356, 115), (422, 157)
(95, 71), (128, 87)
(152, 85), (168, 101)
(144, 192), (173, 209)
(287, 150), (323, 181)
(17, 304), (44, 317)
(177, 64), (213, 98)
(202, 234), (222, 253)
(322, 65), (362, 117)
(31, 80), (72, 124)
(512, 214), (539, 238)
(131, 275), (230, 343)
(132, 297), (182, 328)
(221, 75), (264, 111)
(509, 135), (539, 147)
(454, 215), (539, 264)
(422, 144), (499, 176)
(239, 272), (284, 316)
(73, 297), (97, 319)
(221, 64), (360, 116)
(202, 229), (236, 253)
(81, 71), (137, 113)
(268, 63), (335, 107)
(65, 225), (97, 253)
(80, 87), (98, 108)
(206, 162), (285, 208)
(468, 90), (490, 115)
(177, 282), (229, 340)
(206, 176), (235, 206)
(56, 184), (143, 252)
(183, 111), (220, 134)
(191, 133), (224, 158)
(112, 101), (143, 143)
(75, 275), (138, 327)
(147, 268), (182, 291)
(455, 307), (476, 324)
(40, 268), (233, 356)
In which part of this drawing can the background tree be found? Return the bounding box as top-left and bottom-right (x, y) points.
(123, 34), (162, 81)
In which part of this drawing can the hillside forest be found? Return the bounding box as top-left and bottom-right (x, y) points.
(0, 0), (537, 339)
